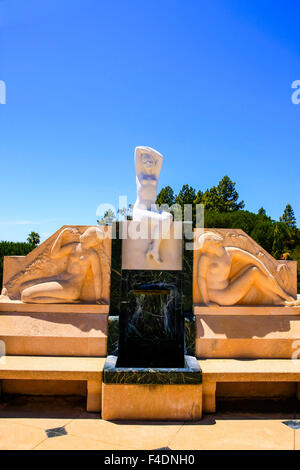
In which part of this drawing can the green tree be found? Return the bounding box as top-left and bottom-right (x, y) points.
(156, 185), (175, 207)
(272, 222), (290, 259)
(280, 204), (297, 251)
(175, 184), (196, 207)
(27, 231), (40, 246)
(250, 220), (275, 254)
(0, 241), (36, 288)
(291, 245), (300, 292)
(175, 184), (196, 224)
(117, 204), (133, 220)
(97, 209), (116, 225)
(201, 186), (220, 211)
(257, 207), (266, 217)
(216, 176), (245, 212)
(280, 204), (297, 228)
(202, 176), (244, 212)
(194, 190), (203, 205)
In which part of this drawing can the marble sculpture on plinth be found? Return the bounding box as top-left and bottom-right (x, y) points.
(133, 146), (173, 264)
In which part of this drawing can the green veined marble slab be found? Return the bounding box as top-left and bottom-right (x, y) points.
(103, 355), (202, 385)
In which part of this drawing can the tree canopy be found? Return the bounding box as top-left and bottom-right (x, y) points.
(280, 204), (297, 228)
(156, 185), (175, 207)
(27, 232), (40, 246)
(156, 176), (298, 263)
(97, 209), (116, 225)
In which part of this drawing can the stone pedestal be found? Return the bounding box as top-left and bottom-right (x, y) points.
(194, 305), (300, 358)
(121, 221), (182, 271)
(0, 225), (112, 358)
(0, 303), (109, 357)
(102, 355), (202, 421)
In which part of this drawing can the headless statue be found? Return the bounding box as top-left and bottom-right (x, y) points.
(133, 146), (172, 264)
(21, 227), (104, 303)
(197, 231), (298, 306)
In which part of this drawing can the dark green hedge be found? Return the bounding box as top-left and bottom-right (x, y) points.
(0, 241), (36, 290)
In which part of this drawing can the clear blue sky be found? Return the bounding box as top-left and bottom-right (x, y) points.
(0, 0), (299, 242)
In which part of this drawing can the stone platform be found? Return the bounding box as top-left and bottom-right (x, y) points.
(0, 302), (109, 357)
(194, 305), (300, 359)
(102, 355), (202, 421)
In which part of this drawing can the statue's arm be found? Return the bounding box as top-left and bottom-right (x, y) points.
(91, 251), (102, 300)
(139, 173), (157, 184)
(227, 247), (272, 278)
(51, 228), (74, 260)
(198, 255), (210, 305)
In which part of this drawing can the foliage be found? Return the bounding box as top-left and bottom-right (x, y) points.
(280, 204), (297, 228)
(201, 176), (245, 212)
(156, 185), (175, 207)
(291, 245), (300, 292)
(27, 231), (40, 246)
(156, 177), (298, 262)
(97, 209), (116, 225)
(0, 241), (36, 289)
(258, 207), (266, 216)
(175, 184), (196, 207)
(272, 222), (292, 259)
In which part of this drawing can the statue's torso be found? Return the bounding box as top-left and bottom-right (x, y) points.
(64, 245), (93, 282)
(205, 252), (231, 290)
(135, 174), (158, 209)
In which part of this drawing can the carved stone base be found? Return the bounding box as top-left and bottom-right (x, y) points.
(195, 305), (300, 359)
(102, 355), (202, 421)
(102, 383), (202, 421)
(0, 304), (108, 356)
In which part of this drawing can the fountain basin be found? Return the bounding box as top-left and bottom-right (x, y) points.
(102, 355), (202, 421)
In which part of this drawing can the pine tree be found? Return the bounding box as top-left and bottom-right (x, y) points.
(201, 176), (244, 212)
(280, 204), (297, 228)
(175, 184), (196, 207)
(258, 207), (266, 217)
(272, 223), (290, 259)
(156, 186), (175, 207)
(194, 190), (203, 205)
(97, 209), (116, 225)
(201, 186), (220, 211)
(216, 176), (245, 212)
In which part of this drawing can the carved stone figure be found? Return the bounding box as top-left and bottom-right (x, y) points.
(197, 231), (298, 306)
(133, 146), (173, 264)
(20, 226), (105, 303)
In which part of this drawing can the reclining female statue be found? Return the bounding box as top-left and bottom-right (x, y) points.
(197, 231), (297, 306)
(133, 146), (173, 264)
(21, 226), (104, 303)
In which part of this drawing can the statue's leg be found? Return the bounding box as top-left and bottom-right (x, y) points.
(210, 266), (293, 306)
(150, 219), (162, 264)
(149, 212), (172, 264)
(261, 275), (294, 302)
(134, 209), (172, 264)
(21, 281), (79, 304)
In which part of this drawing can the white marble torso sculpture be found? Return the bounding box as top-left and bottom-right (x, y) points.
(132, 146), (172, 264)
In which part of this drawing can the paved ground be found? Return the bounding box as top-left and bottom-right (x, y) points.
(0, 395), (300, 450)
